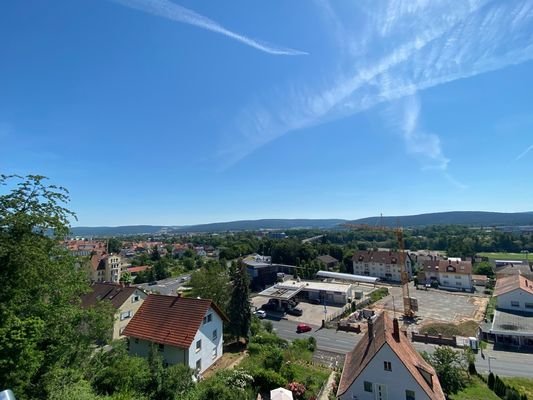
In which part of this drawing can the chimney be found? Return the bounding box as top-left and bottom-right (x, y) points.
(367, 317), (374, 342)
(393, 318), (400, 341)
(177, 292), (182, 298)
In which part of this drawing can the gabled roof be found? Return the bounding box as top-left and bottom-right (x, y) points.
(337, 313), (445, 399)
(422, 259), (472, 275)
(494, 274), (533, 297)
(123, 294), (229, 349)
(81, 282), (141, 309)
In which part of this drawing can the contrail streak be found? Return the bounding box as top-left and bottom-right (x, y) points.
(110, 0), (307, 55)
(516, 144), (533, 160)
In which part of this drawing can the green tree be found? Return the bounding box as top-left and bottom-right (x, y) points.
(189, 265), (230, 311)
(422, 346), (469, 395)
(107, 237), (122, 254)
(227, 261), (252, 341)
(0, 175), (114, 399)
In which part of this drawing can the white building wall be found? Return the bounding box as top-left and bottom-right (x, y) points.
(114, 289), (147, 340)
(187, 307), (224, 374)
(438, 273), (473, 290)
(352, 260), (412, 282)
(497, 289), (533, 312)
(339, 343), (432, 400)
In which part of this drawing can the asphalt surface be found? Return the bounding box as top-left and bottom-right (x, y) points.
(268, 318), (533, 378)
(135, 274), (191, 295)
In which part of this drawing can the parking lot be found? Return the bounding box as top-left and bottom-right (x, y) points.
(251, 296), (345, 326)
(371, 283), (489, 330)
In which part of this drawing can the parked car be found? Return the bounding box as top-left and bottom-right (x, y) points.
(308, 298), (321, 305)
(261, 303), (278, 311)
(286, 307), (303, 316)
(254, 310), (267, 319)
(148, 281), (158, 286)
(296, 323), (312, 333)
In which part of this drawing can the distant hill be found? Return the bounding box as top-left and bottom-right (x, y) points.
(348, 211), (533, 228)
(70, 219), (345, 237)
(70, 212), (533, 237)
(70, 225), (170, 237)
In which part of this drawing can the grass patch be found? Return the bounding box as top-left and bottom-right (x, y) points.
(420, 320), (479, 337)
(369, 287), (389, 303)
(485, 296), (496, 321)
(501, 377), (533, 399)
(450, 376), (500, 400)
(477, 252), (529, 261)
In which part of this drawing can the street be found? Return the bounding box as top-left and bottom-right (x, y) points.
(135, 274), (191, 295)
(268, 318), (533, 378)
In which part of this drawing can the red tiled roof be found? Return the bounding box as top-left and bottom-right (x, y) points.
(494, 274), (533, 297)
(337, 313), (445, 399)
(127, 265), (151, 273)
(422, 259), (472, 275)
(123, 294), (229, 349)
(81, 283), (140, 309)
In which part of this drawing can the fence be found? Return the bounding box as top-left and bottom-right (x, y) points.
(325, 303), (352, 323)
(411, 332), (456, 346)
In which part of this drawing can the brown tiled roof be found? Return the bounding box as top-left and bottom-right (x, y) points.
(123, 294), (229, 349)
(494, 274), (533, 297)
(352, 250), (406, 264)
(81, 283), (139, 309)
(422, 259), (472, 275)
(337, 313), (445, 399)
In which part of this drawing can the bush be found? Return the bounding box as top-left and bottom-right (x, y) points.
(263, 346), (284, 371)
(287, 381), (306, 400)
(263, 320), (274, 333)
(249, 368), (287, 393)
(280, 362), (296, 382)
(307, 337), (317, 352)
(468, 362), (477, 376)
(488, 372), (495, 390)
(251, 332), (288, 348)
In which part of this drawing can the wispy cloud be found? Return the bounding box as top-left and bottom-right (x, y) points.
(516, 144), (533, 160)
(221, 0), (533, 173)
(109, 0), (307, 55)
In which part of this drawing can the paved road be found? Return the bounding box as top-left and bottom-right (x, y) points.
(135, 274), (191, 295)
(268, 318), (533, 378)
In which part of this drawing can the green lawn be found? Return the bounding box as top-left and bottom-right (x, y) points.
(477, 252), (530, 261)
(501, 377), (533, 399)
(450, 377), (500, 400)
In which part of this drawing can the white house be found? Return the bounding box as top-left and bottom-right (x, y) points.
(352, 250), (413, 282)
(487, 274), (533, 349)
(123, 294), (228, 374)
(419, 258), (473, 291)
(494, 274), (533, 312)
(337, 313), (445, 400)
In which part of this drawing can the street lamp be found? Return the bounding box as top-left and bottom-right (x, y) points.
(488, 356), (497, 373)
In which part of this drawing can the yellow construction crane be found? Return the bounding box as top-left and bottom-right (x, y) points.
(343, 222), (417, 318)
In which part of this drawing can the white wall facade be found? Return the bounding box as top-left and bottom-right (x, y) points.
(497, 289), (533, 312)
(352, 260), (413, 282)
(339, 343), (432, 400)
(424, 271), (473, 290)
(187, 306), (224, 373)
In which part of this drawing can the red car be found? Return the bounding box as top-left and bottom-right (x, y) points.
(296, 323), (312, 333)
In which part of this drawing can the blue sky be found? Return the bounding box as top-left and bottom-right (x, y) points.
(1, 0), (532, 226)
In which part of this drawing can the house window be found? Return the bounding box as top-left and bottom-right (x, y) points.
(196, 340), (202, 352)
(455, 275), (461, 279)
(212, 329), (218, 341)
(134, 338), (139, 344)
(158, 343), (164, 352)
(132, 294), (140, 302)
(525, 303), (533, 309)
(207, 314), (213, 323)
(406, 390), (416, 400)
(456, 281), (462, 286)
(196, 359), (201, 372)
(120, 310), (132, 320)
(364, 381), (373, 392)
(212, 347), (217, 360)
(384, 361), (392, 371)
(511, 301), (520, 307)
